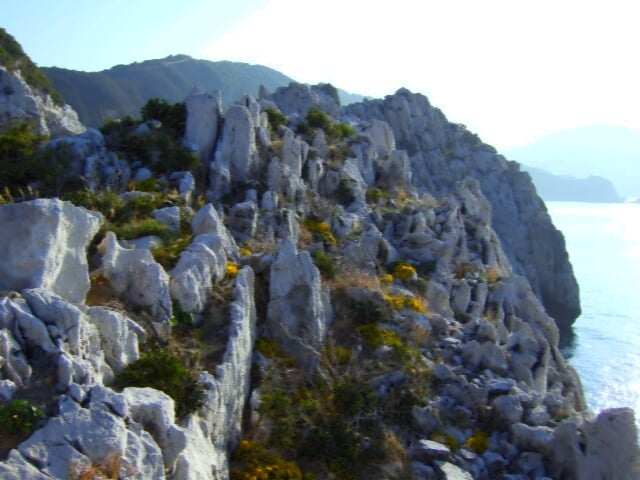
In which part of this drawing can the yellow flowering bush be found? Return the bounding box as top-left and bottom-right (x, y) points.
(304, 219), (336, 246)
(230, 440), (302, 480)
(384, 294), (426, 313)
(392, 262), (417, 281)
(379, 274), (394, 285)
(239, 242), (252, 256)
(226, 261), (239, 278)
(464, 430), (490, 453)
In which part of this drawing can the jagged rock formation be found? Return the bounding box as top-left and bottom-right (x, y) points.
(0, 83), (637, 479)
(0, 66), (85, 137)
(345, 90), (580, 330)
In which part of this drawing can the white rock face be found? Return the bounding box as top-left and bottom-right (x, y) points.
(87, 307), (146, 372)
(266, 239), (328, 367)
(0, 199), (102, 304)
(170, 234), (227, 314)
(272, 82), (341, 117)
(184, 92), (222, 164)
(191, 203), (239, 259)
(208, 104), (260, 199)
(0, 67), (85, 138)
(175, 267), (257, 479)
(346, 89), (581, 329)
(0, 385), (183, 479)
(551, 408), (640, 479)
(99, 232), (172, 326)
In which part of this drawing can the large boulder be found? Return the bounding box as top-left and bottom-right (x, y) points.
(99, 232), (172, 326)
(183, 91), (222, 164)
(0, 199), (102, 304)
(266, 239), (329, 367)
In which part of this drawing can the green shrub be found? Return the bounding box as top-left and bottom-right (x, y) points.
(114, 348), (204, 418)
(331, 122), (356, 139)
(111, 218), (174, 243)
(140, 98), (186, 140)
(0, 28), (63, 104)
(265, 108), (287, 133)
(365, 188), (388, 204)
(306, 107), (332, 131)
(465, 430), (490, 453)
(0, 399), (44, 435)
(311, 249), (337, 279)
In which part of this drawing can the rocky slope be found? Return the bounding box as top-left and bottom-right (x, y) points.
(0, 76), (638, 480)
(0, 29), (84, 138)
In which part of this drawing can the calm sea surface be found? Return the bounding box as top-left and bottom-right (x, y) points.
(547, 201), (640, 426)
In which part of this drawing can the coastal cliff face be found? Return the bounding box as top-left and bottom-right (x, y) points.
(345, 90), (580, 329)
(0, 74), (637, 480)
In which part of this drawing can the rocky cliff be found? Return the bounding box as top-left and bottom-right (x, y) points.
(0, 79), (637, 480)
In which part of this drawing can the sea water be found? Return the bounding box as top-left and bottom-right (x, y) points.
(546, 201), (640, 428)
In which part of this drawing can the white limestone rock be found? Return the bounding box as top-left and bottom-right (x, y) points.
(191, 204), (239, 260)
(184, 91), (222, 164)
(87, 307), (145, 372)
(152, 206), (181, 232)
(0, 66), (85, 138)
(123, 387), (187, 469)
(551, 408), (640, 479)
(22, 288), (111, 387)
(208, 104), (259, 199)
(0, 199), (102, 304)
(266, 239), (328, 367)
(175, 267), (257, 479)
(272, 82), (341, 117)
(170, 234), (227, 314)
(99, 232), (172, 326)
(227, 200), (258, 243)
(346, 89), (581, 329)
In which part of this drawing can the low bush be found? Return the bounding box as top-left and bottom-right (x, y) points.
(0, 399), (44, 435)
(311, 249), (337, 279)
(265, 108), (287, 133)
(230, 440), (302, 480)
(114, 348), (204, 418)
(304, 219), (336, 246)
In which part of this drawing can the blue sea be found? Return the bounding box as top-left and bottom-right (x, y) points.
(547, 202), (640, 428)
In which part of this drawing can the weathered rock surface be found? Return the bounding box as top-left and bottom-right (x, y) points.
(184, 91), (222, 164)
(0, 199), (102, 304)
(175, 267), (257, 479)
(0, 66), (85, 138)
(346, 89), (580, 329)
(266, 239), (329, 367)
(99, 231), (172, 326)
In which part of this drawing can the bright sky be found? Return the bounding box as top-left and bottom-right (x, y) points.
(4, 0), (640, 149)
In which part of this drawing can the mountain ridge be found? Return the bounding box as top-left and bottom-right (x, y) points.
(42, 55), (366, 128)
(507, 123), (640, 199)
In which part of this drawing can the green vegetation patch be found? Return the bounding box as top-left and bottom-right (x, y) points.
(0, 399), (44, 436)
(0, 28), (63, 104)
(114, 348), (204, 418)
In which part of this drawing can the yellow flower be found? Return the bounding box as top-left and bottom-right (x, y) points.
(226, 261), (239, 278)
(393, 262), (417, 281)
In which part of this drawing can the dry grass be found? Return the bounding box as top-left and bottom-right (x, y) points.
(69, 453), (136, 480)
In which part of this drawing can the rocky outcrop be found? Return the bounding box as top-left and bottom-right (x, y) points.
(1, 80), (636, 480)
(99, 231), (172, 327)
(183, 92), (222, 164)
(266, 239), (329, 367)
(0, 66), (85, 137)
(0, 199), (102, 304)
(346, 89), (580, 329)
(175, 266), (257, 479)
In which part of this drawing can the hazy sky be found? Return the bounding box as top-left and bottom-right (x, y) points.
(4, 0), (640, 149)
